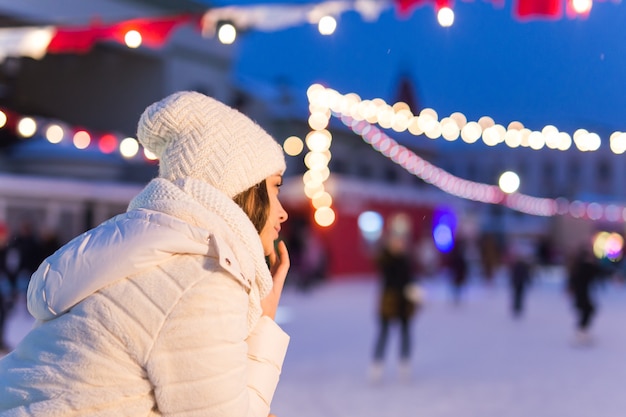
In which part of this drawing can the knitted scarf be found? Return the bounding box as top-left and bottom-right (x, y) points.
(128, 177), (273, 332)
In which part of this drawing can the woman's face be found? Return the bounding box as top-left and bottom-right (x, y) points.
(259, 174), (288, 256)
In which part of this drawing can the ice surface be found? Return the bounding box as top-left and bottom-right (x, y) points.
(4, 272), (626, 417)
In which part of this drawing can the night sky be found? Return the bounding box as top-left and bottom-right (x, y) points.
(226, 1), (626, 137)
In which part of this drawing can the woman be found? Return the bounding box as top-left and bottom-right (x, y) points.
(0, 91), (290, 416)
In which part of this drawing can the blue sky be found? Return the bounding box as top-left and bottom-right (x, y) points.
(228, 1), (626, 136)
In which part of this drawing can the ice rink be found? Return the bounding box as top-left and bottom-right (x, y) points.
(4, 271), (626, 417)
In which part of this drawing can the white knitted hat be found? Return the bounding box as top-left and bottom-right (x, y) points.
(137, 91), (286, 198)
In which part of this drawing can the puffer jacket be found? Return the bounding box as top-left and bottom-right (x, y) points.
(0, 178), (289, 417)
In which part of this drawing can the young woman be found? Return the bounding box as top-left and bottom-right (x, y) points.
(0, 91), (290, 417)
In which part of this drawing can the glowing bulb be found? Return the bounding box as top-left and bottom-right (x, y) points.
(120, 137), (139, 158)
(312, 192), (333, 209)
(73, 130), (91, 149)
(0, 111), (6, 128)
(437, 7), (455, 27)
(499, 171), (520, 194)
(572, 0), (592, 14)
(17, 117), (37, 138)
(218, 23), (237, 44)
(283, 136), (304, 156)
(45, 124), (64, 143)
(318, 16), (337, 35)
(315, 206), (336, 227)
(98, 134), (118, 154)
(124, 30), (142, 48)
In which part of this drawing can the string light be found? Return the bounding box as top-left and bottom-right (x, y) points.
(120, 137), (140, 158)
(437, 7), (455, 27)
(217, 22), (237, 44)
(98, 133), (118, 154)
(124, 30), (142, 48)
(17, 117), (37, 138)
(73, 130), (91, 149)
(45, 124), (64, 143)
(309, 84), (622, 153)
(0, 107), (152, 162)
(305, 84), (626, 223)
(318, 15), (337, 35)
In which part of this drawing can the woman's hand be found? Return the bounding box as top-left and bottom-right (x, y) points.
(261, 240), (290, 320)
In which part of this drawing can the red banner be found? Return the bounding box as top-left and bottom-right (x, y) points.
(47, 14), (193, 54)
(514, 0), (563, 20)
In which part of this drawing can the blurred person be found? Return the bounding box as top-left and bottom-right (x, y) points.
(297, 227), (327, 291)
(369, 234), (421, 383)
(38, 227), (62, 260)
(449, 238), (469, 305)
(3, 219), (42, 298)
(0, 222), (10, 353)
(566, 246), (605, 346)
(415, 236), (440, 278)
(509, 249), (533, 318)
(479, 232), (499, 284)
(0, 91), (291, 417)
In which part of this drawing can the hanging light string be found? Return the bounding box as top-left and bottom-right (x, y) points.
(0, 107), (155, 162)
(298, 84), (626, 224)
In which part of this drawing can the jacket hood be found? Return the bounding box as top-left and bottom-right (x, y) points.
(27, 208), (210, 321)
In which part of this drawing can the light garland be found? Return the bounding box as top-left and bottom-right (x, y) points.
(0, 1), (616, 62)
(308, 85), (626, 153)
(298, 84), (626, 223)
(0, 107), (154, 162)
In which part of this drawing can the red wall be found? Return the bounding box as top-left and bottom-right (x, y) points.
(283, 199), (434, 279)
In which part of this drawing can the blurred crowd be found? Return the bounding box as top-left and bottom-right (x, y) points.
(0, 219), (61, 352)
(366, 228), (625, 382)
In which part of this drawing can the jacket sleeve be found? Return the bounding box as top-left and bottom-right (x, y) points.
(146, 270), (289, 417)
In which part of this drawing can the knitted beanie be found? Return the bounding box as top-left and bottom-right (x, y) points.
(137, 91), (286, 198)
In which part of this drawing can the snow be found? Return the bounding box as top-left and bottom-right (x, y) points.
(4, 271), (626, 417)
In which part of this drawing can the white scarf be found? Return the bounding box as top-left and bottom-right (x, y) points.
(128, 177), (273, 332)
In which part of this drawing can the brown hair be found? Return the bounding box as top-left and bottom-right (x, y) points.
(233, 180), (270, 233)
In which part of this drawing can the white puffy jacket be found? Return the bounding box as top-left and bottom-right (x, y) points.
(0, 178), (289, 417)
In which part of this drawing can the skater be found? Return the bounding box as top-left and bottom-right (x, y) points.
(449, 238), (469, 305)
(370, 233), (420, 382)
(509, 250), (532, 318)
(0, 91), (291, 417)
(0, 222), (10, 353)
(566, 245), (604, 345)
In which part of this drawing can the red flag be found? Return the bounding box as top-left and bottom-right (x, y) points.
(515, 0), (563, 20)
(395, 0), (433, 16)
(47, 14), (192, 54)
(47, 27), (98, 54)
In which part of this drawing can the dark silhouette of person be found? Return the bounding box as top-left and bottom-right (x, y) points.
(4, 221), (42, 294)
(369, 235), (419, 382)
(567, 246), (605, 345)
(509, 254), (532, 318)
(449, 238), (469, 305)
(0, 222), (10, 352)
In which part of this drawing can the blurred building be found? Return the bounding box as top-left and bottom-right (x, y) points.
(0, 0), (623, 277)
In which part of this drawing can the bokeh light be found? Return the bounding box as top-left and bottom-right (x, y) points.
(358, 211), (383, 242)
(124, 30), (142, 48)
(283, 135), (304, 156)
(17, 117), (37, 138)
(318, 15), (337, 35)
(73, 130), (91, 149)
(217, 23), (237, 44)
(315, 206), (335, 227)
(120, 137), (139, 158)
(499, 171), (520, 194)
(45, 124), (64, 144)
